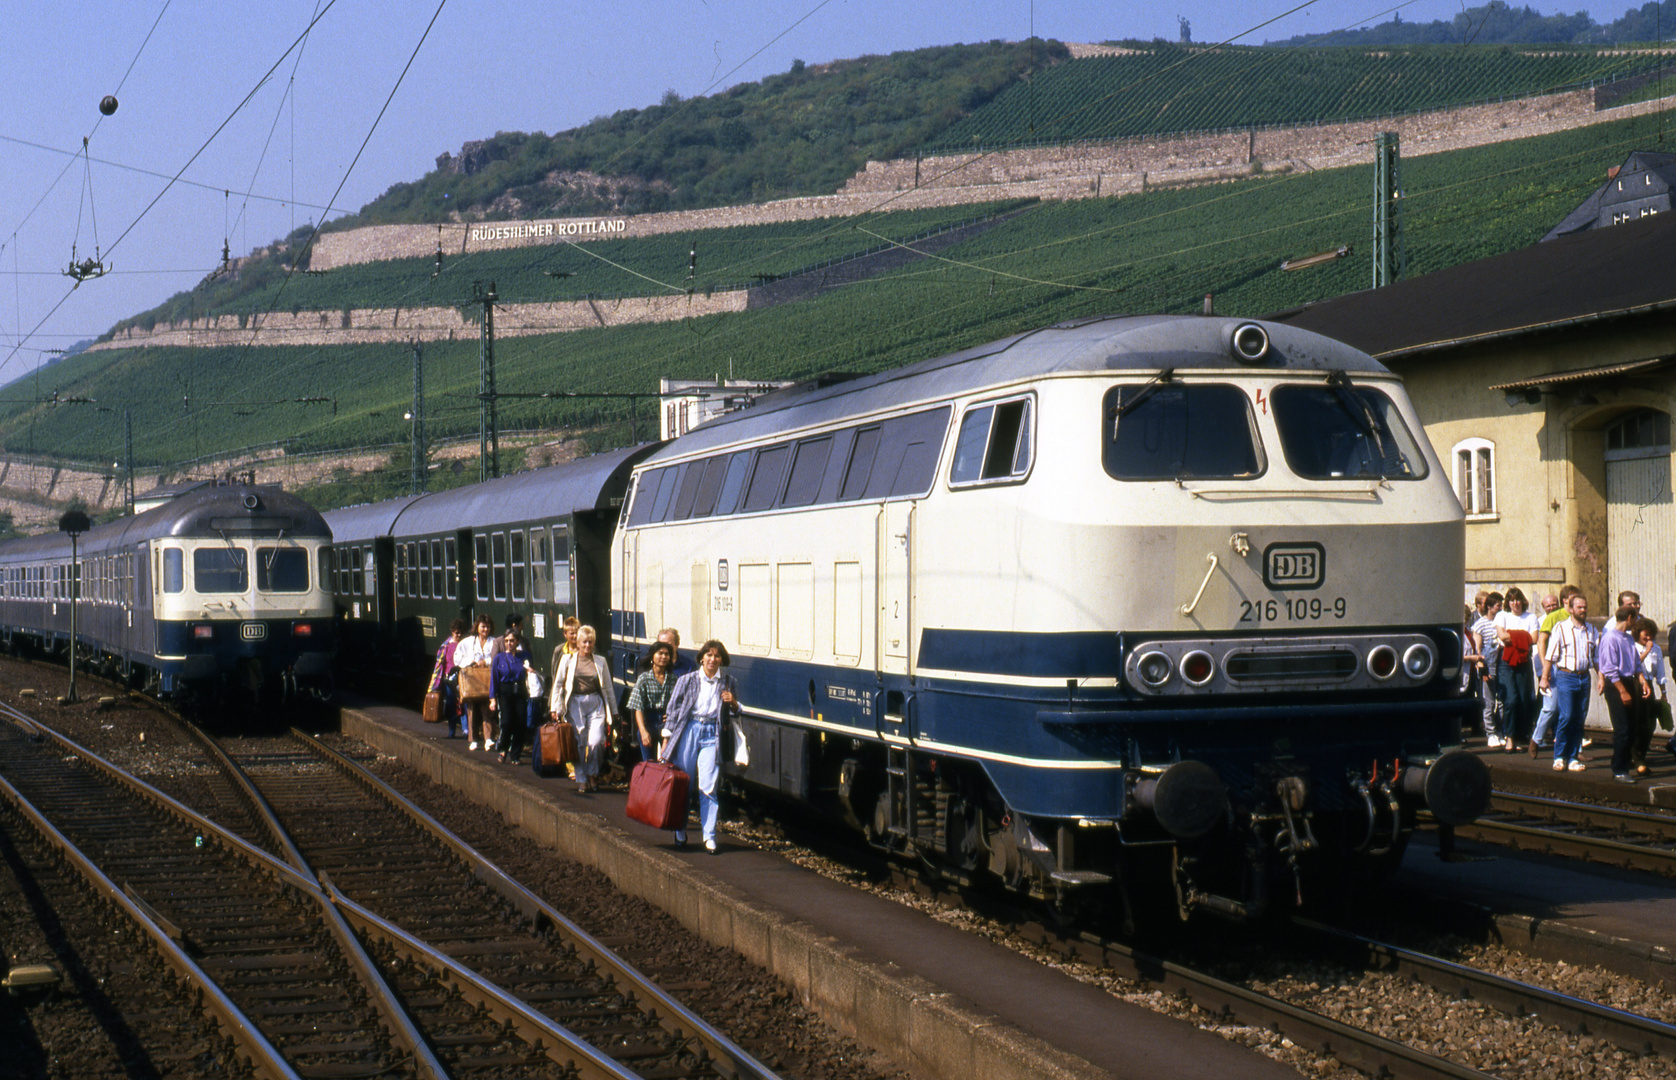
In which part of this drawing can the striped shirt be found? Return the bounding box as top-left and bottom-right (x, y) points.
(1544, 618), (1598, 673)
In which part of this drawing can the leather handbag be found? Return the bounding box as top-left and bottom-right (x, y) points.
(626, 760), (690, 829)
(422, 690), (445, 724)
(458, 664), (492, 702)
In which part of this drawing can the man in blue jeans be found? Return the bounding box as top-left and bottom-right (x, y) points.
(1539, 592), (1598, 773)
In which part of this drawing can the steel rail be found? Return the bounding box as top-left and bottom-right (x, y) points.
(1436, 795), (1676, 876)
(1291, 918), (1676, 1057)
(1490, 791), (1676, 842)
(174, 723), (450, 1080)
(0, 703), (449, 1079)
(1020, 920), (1496, 1080)
(326, 883), (652, 1080)
(0, 769), (301, 1080)
(291, 727), (781, 1080)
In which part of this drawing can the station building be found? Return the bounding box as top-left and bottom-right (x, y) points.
(1272, 206), (1676, 622)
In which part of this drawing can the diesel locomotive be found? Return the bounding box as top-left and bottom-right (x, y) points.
(325, 314), (1489, 921)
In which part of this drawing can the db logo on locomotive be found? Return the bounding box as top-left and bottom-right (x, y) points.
(1263, 542), (1325, 590)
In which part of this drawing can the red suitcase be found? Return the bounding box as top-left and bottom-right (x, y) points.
(625, 761), (690, 830)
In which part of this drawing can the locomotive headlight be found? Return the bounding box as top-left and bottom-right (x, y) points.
(192, 625), (214, 640)
(293, 623), (313, 637)
(1366, 644), (1398, 680)
(1229, 323), (1271, 364)
(1137, 651), (1173, 687)
(1179, 650), (1215, 686)
(1402, 642), (1437, 681)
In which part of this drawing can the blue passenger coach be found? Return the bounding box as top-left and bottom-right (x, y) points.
(0, 481), (335, 704)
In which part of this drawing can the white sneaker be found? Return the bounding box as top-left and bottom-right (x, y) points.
(1581, 738), (1593, 748)
(468, 741), (479, 751)
(1486, 735), (1503, 748)
(486, 740), (496, 750)
(1552, 759), (1565, 771)
(1568, 759), (1586, 772)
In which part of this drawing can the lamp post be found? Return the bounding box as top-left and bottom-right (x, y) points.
(58, 510), (91, 704)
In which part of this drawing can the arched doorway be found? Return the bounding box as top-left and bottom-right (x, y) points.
(1605, 408), (1674, 621)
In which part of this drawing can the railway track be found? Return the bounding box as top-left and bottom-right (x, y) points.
(1440, 791), (1676, 876)
(0, 702), (780, 1080)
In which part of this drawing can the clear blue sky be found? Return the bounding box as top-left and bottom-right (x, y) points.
(0, 1), (1650, 386)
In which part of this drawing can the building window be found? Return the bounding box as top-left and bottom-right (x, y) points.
(1605, 408), (1671, 458)
(1452, 438), (1495, 516)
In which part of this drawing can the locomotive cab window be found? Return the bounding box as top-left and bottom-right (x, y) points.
(1103, 383), (1264, 480)
(194, 548), (249, 593)
(162, 548), (185, 594)
(258, 548), (309, 593)
(1271, 380), (1427, 481)
(951, 397), (1033, 485)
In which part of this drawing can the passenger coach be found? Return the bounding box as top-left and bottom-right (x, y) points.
(611, 314), (1487, 920)
(323, 444), (659, 679)
(0, 481), (335, 704)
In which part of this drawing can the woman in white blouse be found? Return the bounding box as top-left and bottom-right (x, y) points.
(550, 625), (618, 793)
(452, 614), (500, 750)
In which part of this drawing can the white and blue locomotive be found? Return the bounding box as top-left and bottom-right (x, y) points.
(0, 481), (335, 705)
(611, 314), (1489, 919)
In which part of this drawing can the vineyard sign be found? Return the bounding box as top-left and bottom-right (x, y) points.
(468, 219), (628, 243)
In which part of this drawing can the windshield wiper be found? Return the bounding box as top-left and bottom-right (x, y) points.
(1325, 370), (1390, 478)
(1112, 367), (1175, 423)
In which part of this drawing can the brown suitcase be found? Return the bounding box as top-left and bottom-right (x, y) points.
(422, 690), (445, 724)
(540, 720), (579, 767)
(458, 664), (492, 702)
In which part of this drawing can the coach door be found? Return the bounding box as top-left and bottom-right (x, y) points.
(619, 530), (638, 643)
(133, 543), (154, 655)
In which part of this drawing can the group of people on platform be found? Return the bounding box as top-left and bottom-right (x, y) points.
(425, 617), (741, 852)
(1466, 586), (1672, 783)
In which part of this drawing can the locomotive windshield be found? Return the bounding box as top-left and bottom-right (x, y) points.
(257, 547), (310, 592)
(1270, 380), (1427, 480)
(194, 548), (249, 593)
(1103, 383), (1264, 480)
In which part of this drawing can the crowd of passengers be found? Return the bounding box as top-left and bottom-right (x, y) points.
(426, 616), (739, 852)
(1465, 585), (1675, 784)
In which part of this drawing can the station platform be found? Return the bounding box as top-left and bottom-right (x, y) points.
(329, 697), (1299, 1080)
(1389, 734), (1676, 987)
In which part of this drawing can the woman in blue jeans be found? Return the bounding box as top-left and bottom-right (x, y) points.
(659, 639), (740, 853)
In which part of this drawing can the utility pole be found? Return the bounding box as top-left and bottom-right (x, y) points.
(410, 340), (427, 495)
(474, 281), (499, 481)
(1373, 131), (1404, 288)
(123, 409), (135, 513)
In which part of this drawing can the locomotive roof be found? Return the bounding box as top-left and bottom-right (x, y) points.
(664, 314), (1389, 455)
(322, 444), (662, 543)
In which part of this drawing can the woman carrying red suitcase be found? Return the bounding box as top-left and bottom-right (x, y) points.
(659, 639), (740, 853)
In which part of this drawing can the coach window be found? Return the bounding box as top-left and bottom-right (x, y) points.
(444, 538), (458, 600)
(743, 445), (790, 512)
(530, 528), (550, 602)
(408, 542), (421, 596)
(1104, 384), (1264, 480)
(491, 531), (508, 602)
(417, 541), (431, 598)
(951, 397), (1033, 486)
(258, 548), (309, 592)
(511, 529), (527, 602)
(362, 547), (376, 596)
(430, 539), (444, 599)
(553, 526), (573, 605)
(474, 535), (490, 602)
(162, 548), (185, 594)
(782, 437), (832, 507)
(195, 548), (249, 593)
(395, 544), (407, 597)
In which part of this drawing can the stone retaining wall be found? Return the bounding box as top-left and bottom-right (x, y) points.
(91, 290), (748, 351)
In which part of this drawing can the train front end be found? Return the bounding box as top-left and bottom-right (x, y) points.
(915, 317), (1484, 921)
(151, 486), (336, 706)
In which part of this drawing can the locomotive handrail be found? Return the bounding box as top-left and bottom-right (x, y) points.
(1179, 553), (1218, 616)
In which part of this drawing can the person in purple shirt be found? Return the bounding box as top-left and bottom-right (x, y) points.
(1597, 604), (1645, 783)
